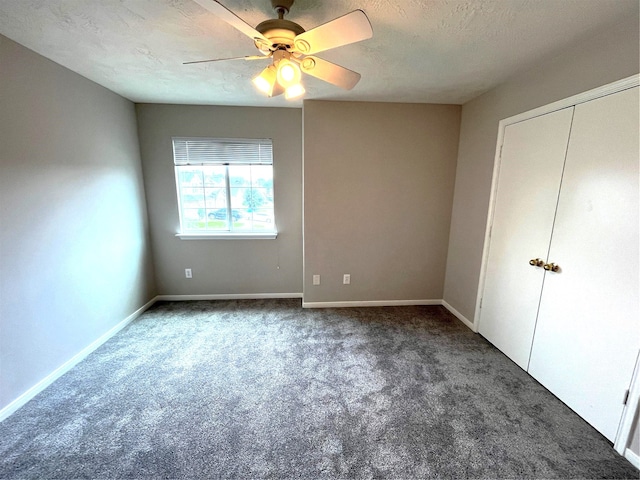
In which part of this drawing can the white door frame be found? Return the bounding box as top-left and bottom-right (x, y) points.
(616, 352), (640, 463)
(473, 74), (639, 455)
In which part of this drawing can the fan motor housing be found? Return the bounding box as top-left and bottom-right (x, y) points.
(255, 19), (305, 49)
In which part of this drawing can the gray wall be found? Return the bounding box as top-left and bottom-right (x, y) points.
(303, 101), (460, 304)
(136, 104), (302, 296)
(0, 35), (156, 410)
(443, 16), (640, 323)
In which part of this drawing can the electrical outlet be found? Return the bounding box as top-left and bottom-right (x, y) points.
(185, 268), (192, 279)
(343, 274), (351, 285)
(313, 274), (320, 285)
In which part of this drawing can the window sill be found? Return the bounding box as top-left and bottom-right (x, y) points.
(176, 232), (278, 240)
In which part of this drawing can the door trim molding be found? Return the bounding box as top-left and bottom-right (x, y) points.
(474, 74), (639, 452)
(614, 350), (640, 455)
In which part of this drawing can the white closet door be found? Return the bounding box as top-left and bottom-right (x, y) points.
(478, 107), (574, 369)
(528, 86), (640, 441)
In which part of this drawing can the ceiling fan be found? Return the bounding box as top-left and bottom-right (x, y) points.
(187, 0), (373, 99)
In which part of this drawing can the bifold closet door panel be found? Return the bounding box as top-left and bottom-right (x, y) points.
(528, 86), (639, 442)
(478, 107), (574, 370)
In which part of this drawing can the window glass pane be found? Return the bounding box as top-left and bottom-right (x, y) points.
(230, 209), (247, 229)
(254, 187), (271, 208)
(248, 209), (275, 229)
(179, 168), (203, 187)
(203, 166), (226, 187)
(181, 193), (205, 209)
(183, 208), (204, 231)
(205, 208), (229, 230)
(184, 219), (201, 231)
(229, 166), (251, 187)
(252, 166), (274, 208)
(205, 188), (226, 209)
(230, 187), (248, 208)
(251, 165), (273, 188)
(234, 208), (250, 227)
(231, 187), (270, 213)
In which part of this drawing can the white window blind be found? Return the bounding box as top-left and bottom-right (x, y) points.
(172, 137), (273, 166)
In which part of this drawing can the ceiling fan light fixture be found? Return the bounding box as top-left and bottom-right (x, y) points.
(285, 82), (305, 100)
(190, 1), (373, 99)
(252, 65), (283, 97)
(276, 58), (301, 88)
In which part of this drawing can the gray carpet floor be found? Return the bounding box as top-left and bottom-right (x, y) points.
(0, 299), (637, 479)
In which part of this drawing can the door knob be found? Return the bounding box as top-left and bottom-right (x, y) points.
(543, 262), (560, 272)
(529, 258), (544, 267)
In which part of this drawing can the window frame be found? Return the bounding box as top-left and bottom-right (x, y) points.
(172, 137), (277, 240)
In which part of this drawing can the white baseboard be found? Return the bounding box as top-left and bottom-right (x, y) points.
(625, 448), (640, 470)
(302, 299), (476, 332)
(157, 293), (303, 301)
(302, 299), (442, 308)
(441, 300), (476, 332)
(0, 296), (158, 423)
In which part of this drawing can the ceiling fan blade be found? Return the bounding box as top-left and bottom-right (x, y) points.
(183, 55), (268, 65)
(296, 56), (361, 90)
(192, 0), (271, 49)
(293, 10), (373, 55)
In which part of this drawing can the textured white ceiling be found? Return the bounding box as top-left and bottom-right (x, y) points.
(0, 0), (637, 107)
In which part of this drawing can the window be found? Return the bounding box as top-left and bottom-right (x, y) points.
(172, 137), (276, 239)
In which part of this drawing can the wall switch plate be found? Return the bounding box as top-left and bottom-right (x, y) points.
(185, 268), (192, 278)
(343, 274), (351, 285)
(312, 274), (320, 285)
